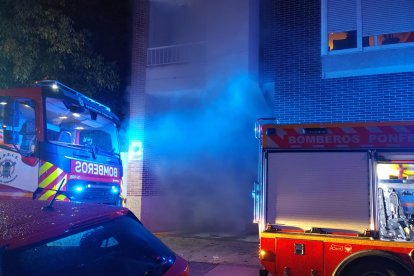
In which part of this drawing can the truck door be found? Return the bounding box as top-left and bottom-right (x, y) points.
(0, 98), (39, 194)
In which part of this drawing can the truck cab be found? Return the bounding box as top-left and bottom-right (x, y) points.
(0, 81), (123, 205)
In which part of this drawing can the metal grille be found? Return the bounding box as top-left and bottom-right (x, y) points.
(147, 42), (206, 66)
(67, 182), (120, 205)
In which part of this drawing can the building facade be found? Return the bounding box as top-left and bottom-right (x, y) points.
(128, 0), (414, 232)
(260, 0), (414, 124)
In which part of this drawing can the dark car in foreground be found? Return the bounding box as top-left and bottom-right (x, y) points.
(0, 198), (188, 276)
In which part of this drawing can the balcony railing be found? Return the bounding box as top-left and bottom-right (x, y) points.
(147, 42), (206, 66)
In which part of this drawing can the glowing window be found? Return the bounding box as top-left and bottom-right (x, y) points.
(322, 0), (414, 54)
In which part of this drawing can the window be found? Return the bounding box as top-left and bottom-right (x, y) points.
(0, 98), (36, 156)
(2, 216), (175, 276)
(0, 97), (8, 145)
(321, 0), (414, 78)
(323, 0), (414, 53)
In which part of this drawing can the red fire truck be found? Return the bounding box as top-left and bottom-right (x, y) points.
(254, 119), (414, 275)
(0, 80), (124, 205)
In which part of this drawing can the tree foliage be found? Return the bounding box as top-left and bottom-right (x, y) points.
(0, 0), (123, 113)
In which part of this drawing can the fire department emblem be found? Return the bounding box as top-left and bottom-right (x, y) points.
(0, 153), (18, 184)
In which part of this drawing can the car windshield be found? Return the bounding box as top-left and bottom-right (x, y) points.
(2, 216), (175, 276)
(45, 97), (120, 155)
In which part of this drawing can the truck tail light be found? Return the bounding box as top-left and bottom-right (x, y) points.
(259, 249), (275, 262)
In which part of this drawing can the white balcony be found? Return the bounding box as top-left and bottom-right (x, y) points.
(147, 42), (206, 66)
(146, 42), (207, 93)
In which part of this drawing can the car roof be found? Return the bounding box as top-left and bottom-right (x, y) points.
(0, 198), (129, 249)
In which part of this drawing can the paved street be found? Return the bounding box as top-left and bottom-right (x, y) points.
(155, 233), (261, 275)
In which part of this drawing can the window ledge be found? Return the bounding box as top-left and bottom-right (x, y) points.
(322, 46), (414, 78)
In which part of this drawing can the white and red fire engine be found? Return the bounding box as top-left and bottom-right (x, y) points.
(254, 119), (414, 275)
(0, 80), (124, 205)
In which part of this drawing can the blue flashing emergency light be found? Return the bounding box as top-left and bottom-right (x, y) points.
(111, 185), (120, 194)
(129, 140), (143, 160)
(166, 257), (174, 265)
(74, 185), (85, 193)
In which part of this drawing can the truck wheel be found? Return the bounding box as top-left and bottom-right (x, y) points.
(339, 258), (411, 276)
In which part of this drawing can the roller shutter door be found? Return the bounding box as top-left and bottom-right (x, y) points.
(266, 151), (370, 232)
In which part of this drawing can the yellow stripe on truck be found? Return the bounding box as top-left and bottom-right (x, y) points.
(38, 190), (56, 200)
(39, 167), (64, 189)
(39, 161), (54, 175)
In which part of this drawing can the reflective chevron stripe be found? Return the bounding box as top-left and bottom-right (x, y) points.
(38, 161), (68, 201)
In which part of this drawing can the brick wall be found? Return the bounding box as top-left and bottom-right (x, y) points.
(126, 0), (149, 216)
(260, 0), (414, 124)
(141, 94), (166, 197)
(128, 0), (171, 205)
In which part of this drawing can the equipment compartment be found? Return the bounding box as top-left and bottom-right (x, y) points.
(377, 163), (414, 241)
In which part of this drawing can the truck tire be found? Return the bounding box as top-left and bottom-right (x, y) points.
(338, 257), (411, 276)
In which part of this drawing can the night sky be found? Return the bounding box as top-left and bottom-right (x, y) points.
(69, 0), (132, 87)
(61, 0), (132, 118)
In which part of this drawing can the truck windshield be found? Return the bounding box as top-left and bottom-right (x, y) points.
(45, 97), (120, 155)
